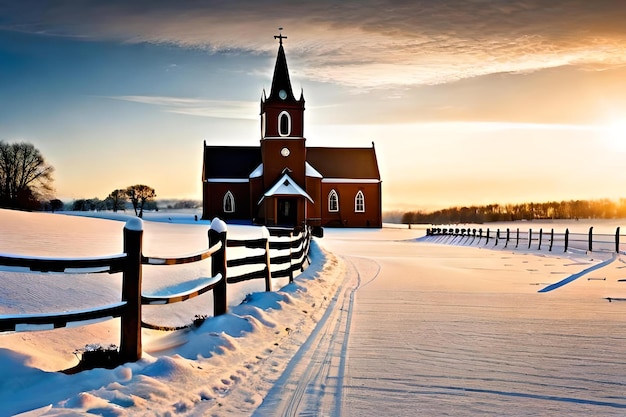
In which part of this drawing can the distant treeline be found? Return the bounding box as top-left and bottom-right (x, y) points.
(402, 199), (626, 224)
(67, 198), (200, 212)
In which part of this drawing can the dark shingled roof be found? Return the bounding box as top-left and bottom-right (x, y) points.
(307, 147), (380, 180)
(203, 146), (261, 179)
(203, 145), (380, 181)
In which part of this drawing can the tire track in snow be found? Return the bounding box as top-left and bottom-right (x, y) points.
(252, 256), (380, 417)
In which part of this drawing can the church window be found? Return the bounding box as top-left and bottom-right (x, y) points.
(328, 189), (339, 212)
(223, 191), (235, 213)
(261, 113), (266, 138)
(355, 191), (365, 213)
(279, 111), (291, 137)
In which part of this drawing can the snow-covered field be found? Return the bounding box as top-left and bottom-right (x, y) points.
(2, 210), (626, 416)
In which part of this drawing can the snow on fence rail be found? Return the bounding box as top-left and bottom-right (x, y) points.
(0, 218), (312, 366)
(425, 225), (625, 253)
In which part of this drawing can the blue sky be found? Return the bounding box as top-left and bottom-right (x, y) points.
(2, 1), (626, 211)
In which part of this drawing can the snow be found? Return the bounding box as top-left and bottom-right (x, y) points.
(209, 217), (228, 234)
(124, 217), (143, 232)
(2, 210), (626, 415)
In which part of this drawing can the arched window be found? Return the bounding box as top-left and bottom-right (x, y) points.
(328, 189), (339, 212)
(278, 111), (291, 137)
(355, 190), (365, 213)
(223, 191), (235, 213)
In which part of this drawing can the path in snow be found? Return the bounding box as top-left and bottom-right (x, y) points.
(256, 227), (626, 416)
(252, 254), (379, 416)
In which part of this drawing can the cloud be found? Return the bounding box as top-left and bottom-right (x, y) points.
(2, 0), (626, 88)
(105, 95), (257, 120)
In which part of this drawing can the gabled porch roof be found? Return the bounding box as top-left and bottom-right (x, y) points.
(258, 173), (314, 205)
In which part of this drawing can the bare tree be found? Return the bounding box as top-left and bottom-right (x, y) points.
(125, 185), (156, 218)
(106, 189), (128, 212)
(0, 141), (54, 209)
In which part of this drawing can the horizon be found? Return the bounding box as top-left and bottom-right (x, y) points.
(2, 1), (626, 211)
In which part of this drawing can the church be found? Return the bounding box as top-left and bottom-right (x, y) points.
(201, 34), (382, 228)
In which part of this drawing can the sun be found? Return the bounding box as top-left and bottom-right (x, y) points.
(603, 120), (626, 152)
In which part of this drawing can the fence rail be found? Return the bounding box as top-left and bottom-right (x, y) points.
(425, 225), (625, 254)
(0, 218), (313, 367)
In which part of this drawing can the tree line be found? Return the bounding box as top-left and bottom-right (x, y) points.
(402, 199), (626, 224)
(0, 140), (157, 217)
(71, 185), (157, 218)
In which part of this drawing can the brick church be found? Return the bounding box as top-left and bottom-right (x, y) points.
(202, 34), (382, 228)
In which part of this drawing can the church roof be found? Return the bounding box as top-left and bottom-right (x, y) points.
(269, 43), (295, 101)
(307, 146), (381, 180)
(203, 146), (260, 180)
(203, 144), (380, 181)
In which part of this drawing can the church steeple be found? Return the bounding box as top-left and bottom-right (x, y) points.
(269, 30), (295, 102)
(261, 31), (305, 139)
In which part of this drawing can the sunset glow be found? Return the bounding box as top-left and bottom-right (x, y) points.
(2, 1), (626, 212)
(604, 120), (626, 152)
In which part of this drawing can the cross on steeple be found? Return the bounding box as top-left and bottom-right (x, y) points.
(274, 28), (287, 45)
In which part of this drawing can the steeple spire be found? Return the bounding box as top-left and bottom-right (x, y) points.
(269, 30), (294, 101)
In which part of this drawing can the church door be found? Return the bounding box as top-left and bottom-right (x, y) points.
(277, 198), (297, 225)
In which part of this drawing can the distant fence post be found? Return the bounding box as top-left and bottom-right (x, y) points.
(505, 228), (510, 248)
(528, 229), (532, 249)
(516, 228), (519, 248)
(616, 227), (620, 253)
(486, 228), (490, 245)
(549, 228), (554, 252)
(120, 218), (143, 364)
(588, 227), (593, 252)
(209, 218), (228, 316)
(495, 229), (500, 246)
(538, 228), (543, 250)
(564, 228), (569, 252)
(262, 227), (272, 292)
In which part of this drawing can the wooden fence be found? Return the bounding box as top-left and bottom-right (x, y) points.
(0, 218), (312, 365)
(425, 226), (625, 254)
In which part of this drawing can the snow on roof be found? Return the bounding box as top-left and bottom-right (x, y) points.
(249, 163), (263, 178)
(258, 173), (314, 205)
(205, 178), (249, 183)
(321, 178), (381, 184)
(305, 162), (323, 178)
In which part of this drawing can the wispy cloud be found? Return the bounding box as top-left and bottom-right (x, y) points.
(106, 95), (257, 120)
(3, 0), (626, 88)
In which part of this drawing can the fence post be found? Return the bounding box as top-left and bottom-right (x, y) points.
(300, 228), (309, 272)
(528, 229), (532, 249)
(588, 227), (593, 252)
(261, 226), (272, 292)
(505, 228), (510, 248)
(495, 229), (500, 246)
(120, 218), (143, 363)
(486, 228), (490, 245)
(538, 228), (543, 250)
(549, 228), (554, 252)
(289, 231), (295, 283)
(564, 228), (569, 252)
(209, 218), (228, 316)
(616, 227), (620, 253)
(516, 228), (519, 248)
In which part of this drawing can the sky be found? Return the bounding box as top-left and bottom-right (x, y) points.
(2, 1), (626, 212)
